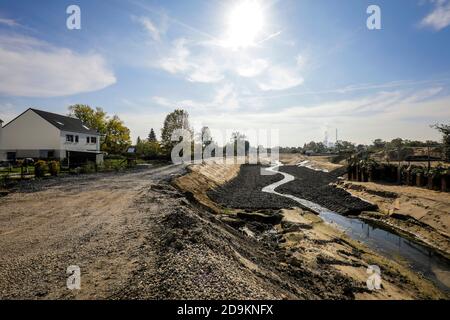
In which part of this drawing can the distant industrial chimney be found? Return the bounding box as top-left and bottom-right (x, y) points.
(335, 128), (338, 143)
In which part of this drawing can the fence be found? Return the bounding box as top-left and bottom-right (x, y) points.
(347, 161), (449, 192)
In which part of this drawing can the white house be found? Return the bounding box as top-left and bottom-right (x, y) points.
(0, 108), (103, 165)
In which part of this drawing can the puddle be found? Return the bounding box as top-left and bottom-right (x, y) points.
(262, 162), (450, 293)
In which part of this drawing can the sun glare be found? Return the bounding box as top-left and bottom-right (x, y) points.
(225, 0), (264, 49)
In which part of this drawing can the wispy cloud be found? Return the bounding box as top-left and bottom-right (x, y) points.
(236, 58), (268, 77)
(189, 87), (449, 145)
(0, 17), (20, 27)
(257, 66), (304, 91)
(420, 0), (450, 30)
(247, 78), (450, 99)
(134, 2), (302, 90)
(132, 14), (168, 41)
(0, 34), (116, 97)
(153, 83), (239, 111)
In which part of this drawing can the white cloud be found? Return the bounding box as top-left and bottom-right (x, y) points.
(257, 66), (304, 91)
(158, 38), (192, 74)
(296, 54), (306, 68)
(236, 58), (268, 77)
(0, 18), (20, 27)
(154, 34), (302, 88)
(421, 0), (450, 30)
(0, 34), (116, 97)
(157, 39), (225, 83)
(153, 83), (239, 111)
(190, 87), (449, 145)
(187, 58), (224, 83)
(0, 102), (18, 123)
(132, 15), (168, 41)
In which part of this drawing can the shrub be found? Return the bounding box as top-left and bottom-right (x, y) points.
(104, 154), (126, 160)
(100, 159), (124, 172)
(80, 161), (96, 174)
(34, 160), (48, 178)
(48, 160), (60, 176)
(0, 173), (11, 188)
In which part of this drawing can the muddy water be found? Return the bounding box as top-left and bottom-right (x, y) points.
(263, 163), (450, 293)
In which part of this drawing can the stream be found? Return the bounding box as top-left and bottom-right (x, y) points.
(262, 162), (450, 293)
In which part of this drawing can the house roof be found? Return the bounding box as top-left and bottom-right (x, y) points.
(4, 108), (100, 135)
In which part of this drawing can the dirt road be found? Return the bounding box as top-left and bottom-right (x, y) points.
(0, 164), (185, 299)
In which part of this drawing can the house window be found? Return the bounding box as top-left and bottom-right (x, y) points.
(91, 137), (97, 144)
(75, 135), (79, 143)
(86, 137), (90, 144)
(66, 135), (74, 142)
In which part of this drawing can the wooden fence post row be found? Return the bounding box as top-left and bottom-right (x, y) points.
(347, 164), (449, 192)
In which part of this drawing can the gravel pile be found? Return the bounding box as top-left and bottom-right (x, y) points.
(209, 164), (375, 215)
(277, 166), (377, 215)
(208, 165), (299, 209)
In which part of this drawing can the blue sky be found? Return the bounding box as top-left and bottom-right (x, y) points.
(0, 0), (449, 146)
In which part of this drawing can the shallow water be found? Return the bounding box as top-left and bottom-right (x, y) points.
(262, 162), (450, 293)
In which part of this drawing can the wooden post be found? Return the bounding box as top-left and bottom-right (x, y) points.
(416, 173), (422, 187)
(368, 167), (373, 182)
(427, 175), (433, 190)
(442, 175), (448, 192)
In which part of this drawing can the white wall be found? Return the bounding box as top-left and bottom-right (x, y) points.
(0, 109), (60, 151)
(60, 131), (100, 153)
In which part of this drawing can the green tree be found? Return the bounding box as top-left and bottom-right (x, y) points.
(103, 115), (131, 154)
(372, 139), (386, 150)
(69, 105), (131, 154)
(335, 140), (355, 153)
(161, 109), (192, 153)
(432, 123), (450, 162)
(148, 128), (157, 142)
(230, 132), (250, 156)
(69, 104), (107, 133)
(200, 127), (213, 149)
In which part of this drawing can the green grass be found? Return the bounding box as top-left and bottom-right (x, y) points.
(0, 166), (35, 176)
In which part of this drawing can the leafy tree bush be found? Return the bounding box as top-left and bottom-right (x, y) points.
(48, 161), (60, 176)
(34, 160), (48, 178)
(69, 104), (131, 155)
(161, 109), (192, 155)
(148, 128), (158, 142)
(432, 124), (450, 162)
(80, 161), (96, 174)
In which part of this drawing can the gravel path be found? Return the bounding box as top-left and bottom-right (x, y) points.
(0, 165), (185, 299)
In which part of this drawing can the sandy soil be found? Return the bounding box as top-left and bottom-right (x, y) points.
(279, 154), (343, 171)
(279, 208), (444, 300)
(173, 160), (241, 213)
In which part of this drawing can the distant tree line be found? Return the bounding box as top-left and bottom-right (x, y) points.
(69, 104), (449, 164)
